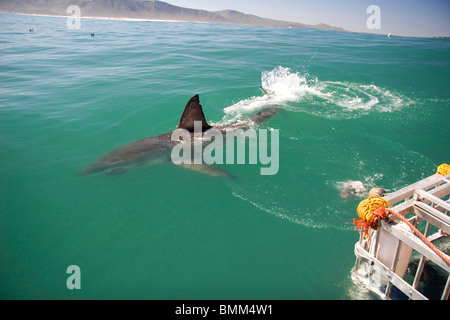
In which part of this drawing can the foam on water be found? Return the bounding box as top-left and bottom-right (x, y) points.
(223, 66), (412, 120)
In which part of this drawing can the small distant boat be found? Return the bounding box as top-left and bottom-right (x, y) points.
(90, 31), (95, 37)
(29, 27), (34, 32)
(388, 33), (391, 38)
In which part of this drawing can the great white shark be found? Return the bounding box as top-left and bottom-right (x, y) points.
(79, 94), (280, 177)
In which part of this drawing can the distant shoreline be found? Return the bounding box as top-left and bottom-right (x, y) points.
(0, 11), (204, 24)
(0, 11), (335, 30)
(2, 11), (447, 38)
(0, 0), (346, 32)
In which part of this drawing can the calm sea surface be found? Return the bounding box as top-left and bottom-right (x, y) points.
(0, 12), (449, 299)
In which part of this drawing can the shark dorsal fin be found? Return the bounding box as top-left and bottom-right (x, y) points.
(177, 95), (211, 132)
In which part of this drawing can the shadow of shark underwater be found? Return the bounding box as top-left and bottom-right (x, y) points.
(79, 94), (280, 177)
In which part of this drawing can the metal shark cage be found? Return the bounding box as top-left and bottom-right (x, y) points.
(352, 173), (450, 300)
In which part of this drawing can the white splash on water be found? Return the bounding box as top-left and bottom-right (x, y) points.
(223, 66), (412, 120)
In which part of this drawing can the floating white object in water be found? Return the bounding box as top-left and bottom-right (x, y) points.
(339, 180), (368, 199)
(388, 33), (391, 37)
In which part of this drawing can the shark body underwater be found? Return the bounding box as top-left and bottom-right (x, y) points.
(79, 94), (280, 177)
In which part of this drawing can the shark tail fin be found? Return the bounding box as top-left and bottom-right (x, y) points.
(177, 95), (211, 132)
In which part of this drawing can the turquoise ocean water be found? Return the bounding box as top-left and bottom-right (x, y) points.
(0, 12), (449, 299)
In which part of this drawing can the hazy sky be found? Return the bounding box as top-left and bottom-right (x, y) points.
(165, 0), (450, 37)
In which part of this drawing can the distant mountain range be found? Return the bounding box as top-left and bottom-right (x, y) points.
(0, 0), (344, 31)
